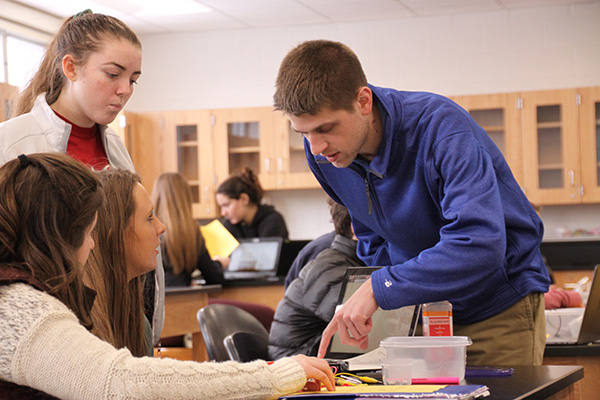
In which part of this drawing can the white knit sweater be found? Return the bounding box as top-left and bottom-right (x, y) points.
(0, 283), (306, 399)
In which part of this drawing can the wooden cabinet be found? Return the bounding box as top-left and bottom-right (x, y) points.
(454, 87), (600, 206)
(452, 93), (524, 186)
(522, 89), (581, 205)
(270, 110), (318, 190)
(579, 87), (600, 203)
(164, 110), (216, 218)
(212, 108), (317, 191)
(125, 86), (600, 214)
(522, 87), (600, 205)
(126, 110), (218, 218)
(212, 107), (277, 190)
(126, 107), (321, 220)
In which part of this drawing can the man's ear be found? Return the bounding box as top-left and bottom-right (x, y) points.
(62, 54), (78, 82)
(356, 86), (373, 115)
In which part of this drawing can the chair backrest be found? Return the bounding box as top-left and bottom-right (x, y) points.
(197, 303), (269, 361)
(208, 298), (275, 332)
(224, 331), (270, 362)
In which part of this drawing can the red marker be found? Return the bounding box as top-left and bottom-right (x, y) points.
(411, 377), (460, 384)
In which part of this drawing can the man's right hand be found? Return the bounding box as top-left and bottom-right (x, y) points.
(317, 278), (379, 358)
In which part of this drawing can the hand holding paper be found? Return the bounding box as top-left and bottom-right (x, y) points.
(200, 219), (239, 258)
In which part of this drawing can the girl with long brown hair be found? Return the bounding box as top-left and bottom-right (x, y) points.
(87, 169), (165, 357)
(152, 172), (227, 287)
(0, 10), (165, 345)
(0, 153), (335, 399)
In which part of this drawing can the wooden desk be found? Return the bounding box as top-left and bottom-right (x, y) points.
(161, 285), (221, 362)
(544, 344), (600, 399)
(209, 281), (285, 309)
(465, 365), (583, 400)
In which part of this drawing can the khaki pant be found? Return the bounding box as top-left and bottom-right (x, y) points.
(454, 292), (546, 366)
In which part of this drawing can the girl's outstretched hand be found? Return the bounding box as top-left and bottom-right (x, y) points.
(291, 354), (336, 392)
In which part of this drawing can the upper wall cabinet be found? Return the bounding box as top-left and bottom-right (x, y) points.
(164, 110), (216, 217)
(212, 107), (277, 190)
(451, 93), (524, 186)
(578, 87), (600, 203)
(126, 110), (217, 219)
(521, 89), (580, 204)
(211, 107), (318, 191)
(124, 86), (600, 215)
(271, 110), (318, 190)
(520, 88), (600, 205)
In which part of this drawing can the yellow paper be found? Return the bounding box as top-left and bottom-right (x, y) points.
(200, 219), (239, 258)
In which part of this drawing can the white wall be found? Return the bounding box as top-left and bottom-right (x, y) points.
(128, 3), (600, 239)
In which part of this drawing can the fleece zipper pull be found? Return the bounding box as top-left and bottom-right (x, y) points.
(364, 177), (373, 215)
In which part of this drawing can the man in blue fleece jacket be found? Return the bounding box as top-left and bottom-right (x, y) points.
(273, 40), (550, 366)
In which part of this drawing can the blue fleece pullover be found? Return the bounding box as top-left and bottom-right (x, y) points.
(306, 85), (550, 324)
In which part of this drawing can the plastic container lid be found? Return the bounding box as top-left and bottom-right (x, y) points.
(380, 336), (472, 348)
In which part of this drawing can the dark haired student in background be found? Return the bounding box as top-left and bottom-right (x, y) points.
(216, 167), (289, 240)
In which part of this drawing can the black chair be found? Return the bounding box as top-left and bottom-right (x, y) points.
(224, 331), (270, 362)
(197, 303), (269, 361)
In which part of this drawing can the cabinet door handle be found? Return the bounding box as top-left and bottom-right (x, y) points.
(569, 170), (574, 186)
(204, 186), (209, 202)
(265, 157), (270, 172)
(278, 157), (283, 172)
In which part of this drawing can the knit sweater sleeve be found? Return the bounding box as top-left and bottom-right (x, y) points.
(1, 283), (306, 400)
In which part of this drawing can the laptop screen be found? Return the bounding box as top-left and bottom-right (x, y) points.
(226, 237), (283, 275)
(325, 267), (420, 359)
(546, 265), (600, 345)
(576, 265), (600, 345)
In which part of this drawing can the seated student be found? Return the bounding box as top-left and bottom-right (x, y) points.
(216, 167), (289, 240)
(152, 172), (227, 287)
(269, 199), (365, 359)
(543, 263), (583, 309)
(285, 231), (335, 288)
(545, 287), (583, 309)
(86, 168), (166, 357)
(0, 153), (335, 399)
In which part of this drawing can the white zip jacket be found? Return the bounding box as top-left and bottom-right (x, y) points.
(0, 93), (165, 344)
(0, 93), (134, 169)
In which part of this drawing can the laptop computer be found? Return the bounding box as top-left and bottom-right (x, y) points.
(546, 265), (600, 345)
(324, 266), (420, 360)
(223, 237), (283, 281)
(277, 239), (310, 277)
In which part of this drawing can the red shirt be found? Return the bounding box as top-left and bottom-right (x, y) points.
(55, 111), (109, 170)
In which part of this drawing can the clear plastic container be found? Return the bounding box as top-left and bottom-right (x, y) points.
(380, 336), (472, 379)
(422, 300), (453, 336)
(381, 359), (412, 385)
(545, 307), (585, 341)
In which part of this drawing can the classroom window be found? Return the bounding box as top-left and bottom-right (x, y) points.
(0, 32), (6, 83)
(5, 34), (44, 87)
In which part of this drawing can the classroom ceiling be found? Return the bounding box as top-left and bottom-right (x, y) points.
(4, 0), (600, 37)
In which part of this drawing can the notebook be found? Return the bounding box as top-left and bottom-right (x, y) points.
(223, 237), (283, 281)
(279, 384), (490, 399)
(325, 267), (420, 360)
(546, 265), (600, 345)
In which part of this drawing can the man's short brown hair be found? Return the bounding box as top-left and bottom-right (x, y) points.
(274, 40), (368, 115)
